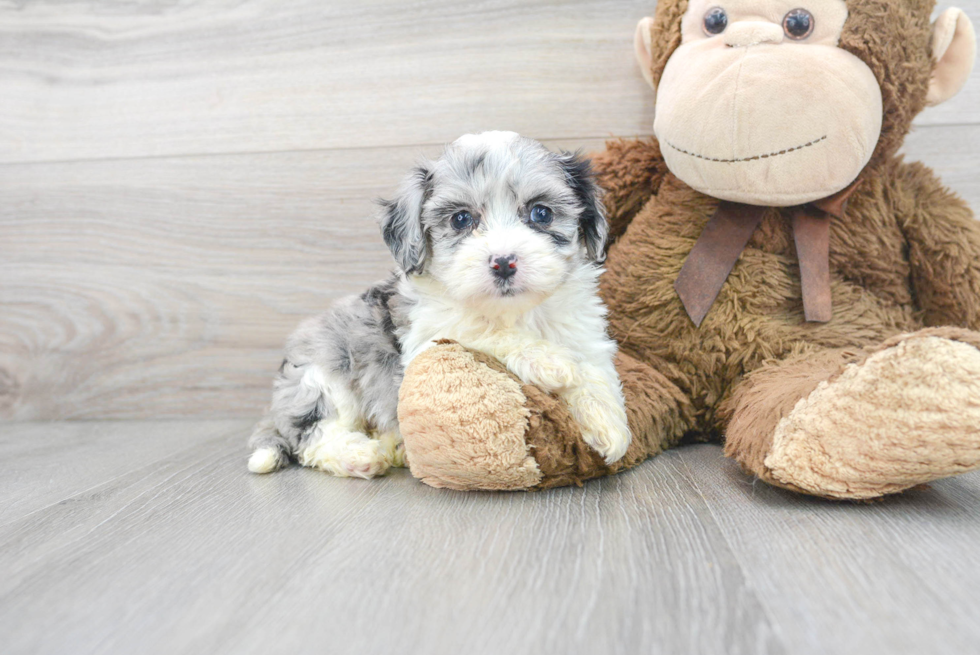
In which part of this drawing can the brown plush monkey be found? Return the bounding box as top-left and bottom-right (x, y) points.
(397, 0), (980, 499)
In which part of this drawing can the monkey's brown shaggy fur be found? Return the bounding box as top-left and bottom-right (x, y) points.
(398, 0), (980, 498)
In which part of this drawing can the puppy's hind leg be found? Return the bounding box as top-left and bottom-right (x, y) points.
(297, 370), (394, 479)
(300, 423), (393, 479)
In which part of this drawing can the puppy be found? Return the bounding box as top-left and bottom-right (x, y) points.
(248, 131), (630, 478)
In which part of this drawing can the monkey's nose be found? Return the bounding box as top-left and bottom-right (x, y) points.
(491, 254), (518, 280)
(724, 22), (784, 48)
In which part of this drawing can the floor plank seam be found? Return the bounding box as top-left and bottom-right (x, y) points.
(0, 423), (249, 532)
(671, 452), (792, 654)
(0, 121), (974, 169)
(0, 136), (631, 169)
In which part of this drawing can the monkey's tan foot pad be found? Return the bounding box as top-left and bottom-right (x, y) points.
(397, 341), (613, 491)
(765, 332), (980, 500)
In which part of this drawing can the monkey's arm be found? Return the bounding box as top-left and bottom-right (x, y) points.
(897, 161), (980, 330)
(591, 138), (670, 246)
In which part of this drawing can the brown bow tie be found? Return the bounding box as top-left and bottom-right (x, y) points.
(674, 181), (860, 327)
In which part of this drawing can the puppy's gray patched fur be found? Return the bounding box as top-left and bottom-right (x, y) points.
(249, 131), (629, 477)
(248, 276), (412, 471)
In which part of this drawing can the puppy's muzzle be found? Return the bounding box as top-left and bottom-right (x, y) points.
(491, 254), (518, 281)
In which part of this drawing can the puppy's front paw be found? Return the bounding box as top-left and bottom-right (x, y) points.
(566, 389), (631, 464)
(582, 425), (631, 465)
(506, 345), (581, 391)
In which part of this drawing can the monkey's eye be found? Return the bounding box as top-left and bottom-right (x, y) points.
(702, 7), (728, 35)
(450, 211), (474, 230)
(529, 205), (553, 225)
(783, 8), (814, 40)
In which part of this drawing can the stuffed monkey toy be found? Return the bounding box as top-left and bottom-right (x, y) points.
(397, 0), (980, 499)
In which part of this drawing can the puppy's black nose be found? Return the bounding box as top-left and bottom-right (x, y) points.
(491, 254), (518, 280)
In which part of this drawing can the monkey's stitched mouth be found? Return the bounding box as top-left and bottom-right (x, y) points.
(664, 135), (828, 163)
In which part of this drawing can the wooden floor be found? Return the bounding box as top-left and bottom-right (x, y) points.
(2, 420), (979, 655)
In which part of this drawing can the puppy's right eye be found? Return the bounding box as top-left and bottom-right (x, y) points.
(450, 211), (473, 230)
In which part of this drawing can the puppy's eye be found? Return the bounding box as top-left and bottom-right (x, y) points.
(702, 7), (728, 35)
(529, 205), (553, 225)
(450, 211), (474, 230)
(783, 8), (814, 39)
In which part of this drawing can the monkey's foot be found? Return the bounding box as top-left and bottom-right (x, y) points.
(765, 330), (980, 499)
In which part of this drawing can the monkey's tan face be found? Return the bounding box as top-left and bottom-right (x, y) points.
(652, 0), (882, 206)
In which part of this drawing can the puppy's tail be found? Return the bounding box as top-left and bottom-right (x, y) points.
(247, 417), (291, 474)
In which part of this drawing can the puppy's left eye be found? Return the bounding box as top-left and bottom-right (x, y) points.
(451, 211), (474, 230)
(529, 205), (553, 225)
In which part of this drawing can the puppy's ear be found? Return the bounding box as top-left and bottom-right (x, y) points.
(380, 164), (432, 274)
(558, 151), (608, 264)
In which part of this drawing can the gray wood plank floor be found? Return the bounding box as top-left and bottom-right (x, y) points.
(2, 421), (979, 655)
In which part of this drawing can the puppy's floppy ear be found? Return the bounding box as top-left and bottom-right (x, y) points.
(557, 151), (608, 264)
(380, 164), (432, 274)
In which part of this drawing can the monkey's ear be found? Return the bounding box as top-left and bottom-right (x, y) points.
(634, 17), (657, 90)
(558, 152), (608, 264)
(926, 8), (977, 106)
(380, 165), (432, 275)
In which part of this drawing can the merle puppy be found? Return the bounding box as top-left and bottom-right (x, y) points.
(248, 132), (630, 478)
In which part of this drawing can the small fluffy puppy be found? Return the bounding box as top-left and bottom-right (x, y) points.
(248, 131), (630, 478)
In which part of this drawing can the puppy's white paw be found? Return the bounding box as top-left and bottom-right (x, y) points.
(337, 443), (390, 479)
(506, 345), (581, 391)
(299, 425), (391, 479)
(566, 389), (631, 464)
(248, 448), (282, 474)
(581, 425), (631, 465)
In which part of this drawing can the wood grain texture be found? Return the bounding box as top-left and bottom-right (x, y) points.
(1, 0), (979, 421)
(0, 421), (785, 655)
(0, 419), (245, 526)
(2, 126), (978, 420)
(3, 4), (979, 652)
(0, 0), (657, 164)
(2, 421), (980, 655)
(681, 446), (980, 655)
(0, 1), (975, 164)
